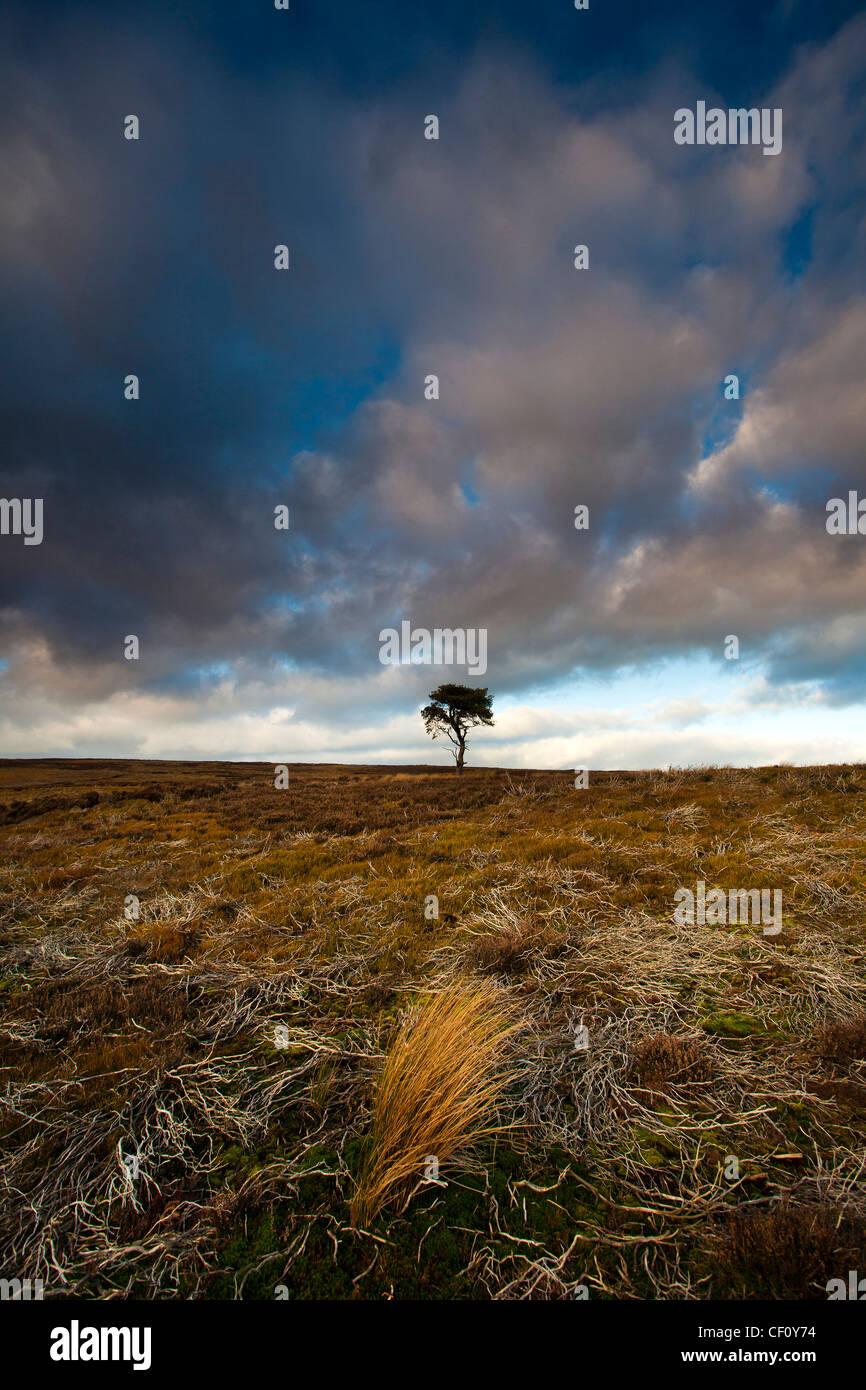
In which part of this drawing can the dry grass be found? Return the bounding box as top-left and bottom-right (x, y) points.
(816, 1013), (866, 1066)
(713, 1201), (861, 1300)
(628, 1032), (716, 1093)
(1, 758), (865, 1299)
(350, 985), (520, 1226)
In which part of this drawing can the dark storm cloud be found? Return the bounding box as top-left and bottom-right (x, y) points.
(1, 2), (866, 756)
(0, 22), (399, 688)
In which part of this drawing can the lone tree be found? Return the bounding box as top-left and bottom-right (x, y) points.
(421, 684), (494, 774)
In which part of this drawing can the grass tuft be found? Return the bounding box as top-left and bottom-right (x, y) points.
(628, 1031), (714, 1092)
(350, 984), (519, 1226)
(816, 1013), (866, 1066)
(714, 1202), (859, 1300)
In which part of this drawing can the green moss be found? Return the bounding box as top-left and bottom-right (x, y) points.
(699, 1010), (774, 1038)
(209, 1212), (282, 1299)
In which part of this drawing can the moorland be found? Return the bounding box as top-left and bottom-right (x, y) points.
(1, 759), (864, 1299)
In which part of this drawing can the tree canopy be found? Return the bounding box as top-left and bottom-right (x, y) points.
(421, 684), (494, 773)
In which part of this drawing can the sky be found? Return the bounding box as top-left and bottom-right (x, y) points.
(1, 0), (865, 769)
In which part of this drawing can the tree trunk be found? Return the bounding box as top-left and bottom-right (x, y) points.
(456, 742), (465, 773)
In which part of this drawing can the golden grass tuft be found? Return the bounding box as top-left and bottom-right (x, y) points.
(350, 984), (520, 1227)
